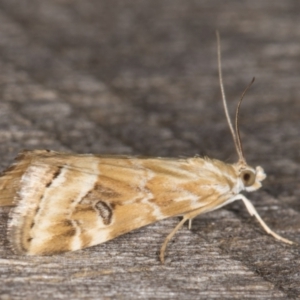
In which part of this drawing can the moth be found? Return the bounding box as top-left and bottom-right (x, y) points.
(0, 33), (294, 263)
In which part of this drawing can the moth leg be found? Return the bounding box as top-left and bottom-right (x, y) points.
(239, 195), (295, 245)
(160, 207), (209, 263)
(160, 216), (188, 263)
(188, 218), (193, 230)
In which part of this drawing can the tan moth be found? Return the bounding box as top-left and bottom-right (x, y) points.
(0, 32), (294, 263)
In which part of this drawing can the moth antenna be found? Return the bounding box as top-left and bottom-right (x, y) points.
(216, 31), (243, 162)
(235, 77), (255, 163)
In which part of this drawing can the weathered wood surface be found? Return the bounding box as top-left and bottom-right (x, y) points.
(0, 1), (299, 299)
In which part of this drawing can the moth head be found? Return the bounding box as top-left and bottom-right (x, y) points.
(217, 32), (266, 192)
(238, 164), (266, 192)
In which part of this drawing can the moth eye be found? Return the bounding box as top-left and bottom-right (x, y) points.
(241, 170), (256, 187)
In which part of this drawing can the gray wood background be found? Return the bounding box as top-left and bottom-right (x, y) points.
(0, 1), (299, 299)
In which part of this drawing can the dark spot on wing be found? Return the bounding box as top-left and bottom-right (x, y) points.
(46, 166), (63, 188)
(94, 201), (113, 225)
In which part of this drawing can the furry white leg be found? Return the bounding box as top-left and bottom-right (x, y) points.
(237, 194), (294, 245)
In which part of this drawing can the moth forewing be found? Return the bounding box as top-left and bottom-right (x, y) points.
(3, 151), (244, 255)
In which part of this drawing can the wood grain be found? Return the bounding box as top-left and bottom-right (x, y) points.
(0, 1), (299, 299)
